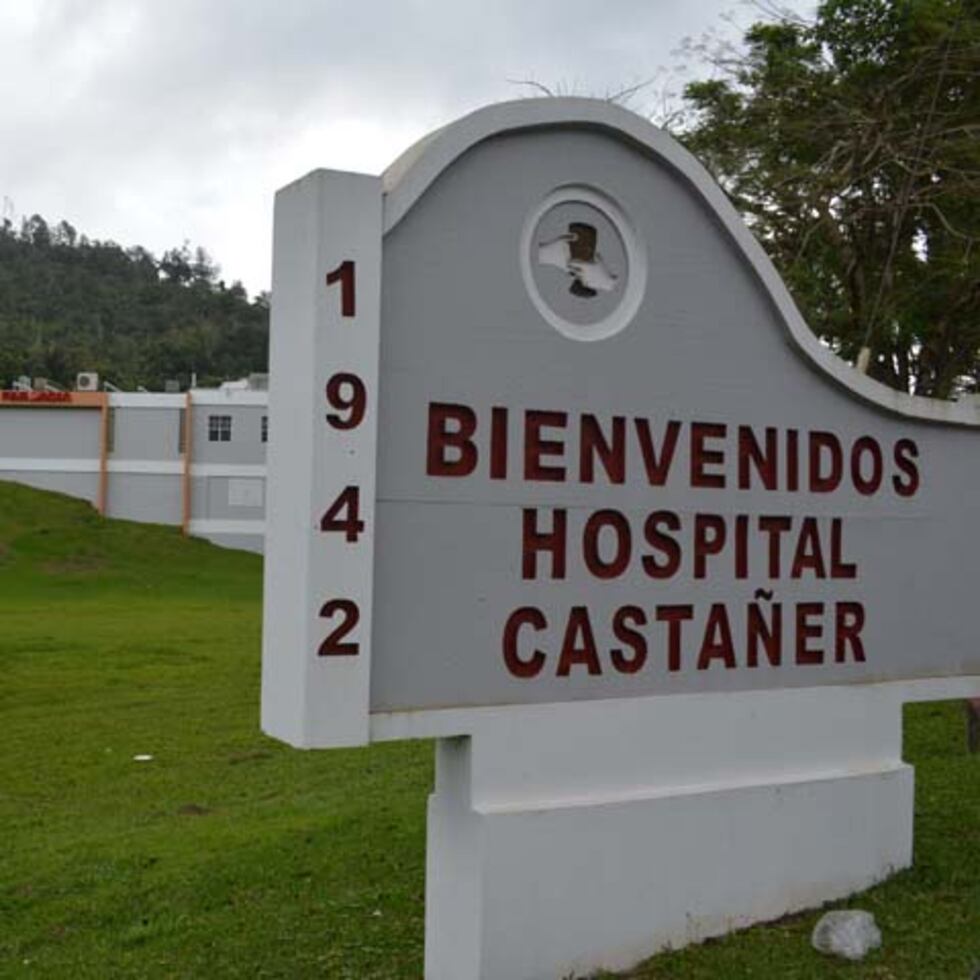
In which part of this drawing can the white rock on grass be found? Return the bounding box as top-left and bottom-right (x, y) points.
(811, 910), (882, 961)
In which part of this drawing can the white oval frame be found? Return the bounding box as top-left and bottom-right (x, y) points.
(518, 185), (647, 343)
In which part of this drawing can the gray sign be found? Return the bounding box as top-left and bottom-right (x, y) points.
(367, 106), (980, 713)
(262, 99), (980, 741)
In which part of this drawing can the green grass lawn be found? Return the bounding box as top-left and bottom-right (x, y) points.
(0, 481), (977, 979)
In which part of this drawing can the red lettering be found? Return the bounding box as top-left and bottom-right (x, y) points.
(611, 606), (648, 674)
(318, 599), (360, 656)
(656, 605), (693, 672)
(786, 428), (800, 491)
(758, 516), (792, 578)
(319, 486), (365, 542)
(893, 438), (919, 497)
(580, 415), (625, 484)
(490, 406), (508, 480)
(557, 607), (602, 676)
(747, 602), (782, 667)
(426, 403), (477, 476)
(325, 259), (356, 317)
(690, 422), (727, 488)
(697, 604), (736, 670)
(522, 508), (566, 580)
(502, 607), (547, 678)
(583, 510), (631, 579)
(2, 389), (72, 403)
(851, 436), (883, 495)
(795, 602), (824, 664)
(835, 602), (866, 662)
(525, 410), (567, 481)
(738, 426), (777, 490)
(830, 518), (856, 578)
(693, 514), (726, 579)
(642, 511), (681, 579)
(634, 419), (680, 486)
(790, 517), (826, 579)
(809, 432), (842, 493)
(326, 373), (367, 429)
(735, 514), (749, 579)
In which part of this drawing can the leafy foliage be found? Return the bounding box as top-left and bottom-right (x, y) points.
(0, 215), (269, 390)
(677, 0), (980, 398)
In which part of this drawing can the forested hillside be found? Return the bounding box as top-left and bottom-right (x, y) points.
(0, 214), (268, 391)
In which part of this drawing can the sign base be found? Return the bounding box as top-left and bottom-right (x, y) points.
(419, 683), (936, 979)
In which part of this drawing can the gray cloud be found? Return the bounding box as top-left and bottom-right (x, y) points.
(0, 0), (813, 294)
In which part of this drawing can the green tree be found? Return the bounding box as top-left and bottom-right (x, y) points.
(677, 0), (980, 398)
(0, 219), (269, 390)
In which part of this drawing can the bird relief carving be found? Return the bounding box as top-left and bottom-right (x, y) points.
(537, 221), (619, 298)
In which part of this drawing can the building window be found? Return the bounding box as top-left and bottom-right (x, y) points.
(208, 415), (232, 442)
(261, 415), (268, 443)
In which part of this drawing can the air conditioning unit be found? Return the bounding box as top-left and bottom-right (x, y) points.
(76, 372), (99, 392)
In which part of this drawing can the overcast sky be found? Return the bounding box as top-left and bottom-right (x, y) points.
(0, 1), (812, 297)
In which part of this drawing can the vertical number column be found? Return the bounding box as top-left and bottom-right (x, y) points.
(309, 179), (383, 746)
(262, 169), (382, 749)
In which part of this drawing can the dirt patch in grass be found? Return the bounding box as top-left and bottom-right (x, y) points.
(42, 555), (107, 574)
(228, 750), (271, 765)
(177, 803), (211, 817)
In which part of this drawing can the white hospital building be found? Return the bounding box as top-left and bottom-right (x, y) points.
(0, 377), (269, 553)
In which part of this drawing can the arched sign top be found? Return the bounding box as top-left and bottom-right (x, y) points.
(382, 97), (980, 428)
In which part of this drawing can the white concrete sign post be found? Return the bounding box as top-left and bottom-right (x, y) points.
(261, 99), (980, 979)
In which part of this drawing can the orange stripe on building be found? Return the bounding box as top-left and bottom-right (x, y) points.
(97, 393), (110, 515)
